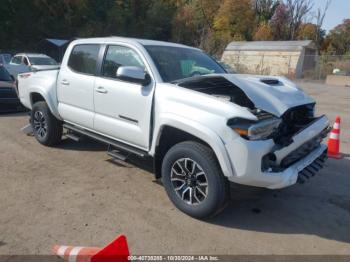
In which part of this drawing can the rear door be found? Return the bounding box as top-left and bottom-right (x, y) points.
(93, 44), (155, 149)
(57, 44), (101, 129)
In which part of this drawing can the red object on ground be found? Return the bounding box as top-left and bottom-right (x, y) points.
(52, 235), (129, 262)
(327, 116), (342, 159)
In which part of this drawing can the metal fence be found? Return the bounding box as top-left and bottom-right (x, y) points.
(221, 54), (350, 80)
(311, 55), (350, 80)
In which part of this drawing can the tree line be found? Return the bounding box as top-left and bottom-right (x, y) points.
(0, 0), (349, 56)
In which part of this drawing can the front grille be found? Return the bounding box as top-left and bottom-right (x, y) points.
(280, 127), (330, 168)
(274, 104), (316, 146)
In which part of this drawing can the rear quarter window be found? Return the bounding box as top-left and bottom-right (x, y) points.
(68, 44), (100, 75)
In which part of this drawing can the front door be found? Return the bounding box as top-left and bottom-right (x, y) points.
(57, 44), (101, 129)
(93, 45), (155, 150)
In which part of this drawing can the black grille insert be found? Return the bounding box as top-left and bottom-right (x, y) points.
(280, 127), (329, 168)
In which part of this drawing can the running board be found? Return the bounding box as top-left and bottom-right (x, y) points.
(63, 123), (147, 158)
(107, 145), (128, 161)
(65, 133), (81, 142)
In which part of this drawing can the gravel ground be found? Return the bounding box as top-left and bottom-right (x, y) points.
(0, 81), (349, 256)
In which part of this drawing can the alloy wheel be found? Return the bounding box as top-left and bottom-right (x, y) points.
(170, 158), (208, 205)
(33, 111), (47, 139)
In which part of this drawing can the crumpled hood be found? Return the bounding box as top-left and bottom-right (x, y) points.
(222, 74), (314, 116)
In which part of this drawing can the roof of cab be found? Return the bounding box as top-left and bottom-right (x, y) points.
(15, 53), (51, 58)
(71, 36), (199, 50)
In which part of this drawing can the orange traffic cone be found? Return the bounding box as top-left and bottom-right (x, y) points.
(327, 116), (342, 159)
(53, 235), (129, 262)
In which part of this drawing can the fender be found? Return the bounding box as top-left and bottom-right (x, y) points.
(27, 86), (61, 120)
(150, 112), (236, 178)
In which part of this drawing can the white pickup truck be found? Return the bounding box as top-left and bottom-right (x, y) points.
(18, 37), (330, 218)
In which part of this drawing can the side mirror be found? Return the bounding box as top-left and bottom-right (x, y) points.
(116, 66), (151, 85)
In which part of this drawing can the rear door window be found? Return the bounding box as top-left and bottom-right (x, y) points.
(68, 44), (100, 75)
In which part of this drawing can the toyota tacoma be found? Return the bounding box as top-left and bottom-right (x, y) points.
(17, 37), (330, 218)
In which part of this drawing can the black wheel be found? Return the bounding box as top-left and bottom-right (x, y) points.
(162, 141), (229, 219)
(31, 101), (63, 146)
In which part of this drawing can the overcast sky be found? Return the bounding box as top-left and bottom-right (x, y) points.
(312, 0), (350, 31)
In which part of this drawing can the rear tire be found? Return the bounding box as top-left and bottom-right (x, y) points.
(31, 101), (62, 146)
(161, 141), (229, 219)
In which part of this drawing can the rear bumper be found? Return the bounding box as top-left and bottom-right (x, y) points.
(225, 115), (330, 189)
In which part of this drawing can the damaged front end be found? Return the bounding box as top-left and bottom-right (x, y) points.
(273, 104), (318, 146)
(175, 75), (330, 187)
(176, 75), (326, 146)
(234, 108), (330, 188)
(243, 105), (330, 184)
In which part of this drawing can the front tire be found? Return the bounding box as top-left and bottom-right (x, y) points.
(162, 141), (229, 219)
(31, 101), (62, 146)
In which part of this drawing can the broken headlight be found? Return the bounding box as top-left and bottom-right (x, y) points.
(228, 117), (282, 141)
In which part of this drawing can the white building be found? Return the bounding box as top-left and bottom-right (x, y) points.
(221, 40), (316, 78)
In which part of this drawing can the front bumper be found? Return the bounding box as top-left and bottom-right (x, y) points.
(224, 115), (330, 189)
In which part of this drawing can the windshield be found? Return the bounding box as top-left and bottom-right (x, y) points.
(0, 66), (12, 82)
(29, 56), (58, 66)
(1, 54), (12, 64)
(144, 45), (226, 82)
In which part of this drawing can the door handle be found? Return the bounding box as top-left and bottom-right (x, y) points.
(96, 87), (108, 94)
(61, 79), (70, 86)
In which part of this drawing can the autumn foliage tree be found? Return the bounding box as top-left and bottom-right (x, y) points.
(172, 0), (223, 51)
(297, 23), (317, 40)
(326, 19), (350, 55)
(254, 0), (280, 23)
(0, 0), (341, 56)
(270, 3), (290, 40)
(174, 0), (256, 55)
(213, 0), (255, 42)
(253, 23), (274, 41)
